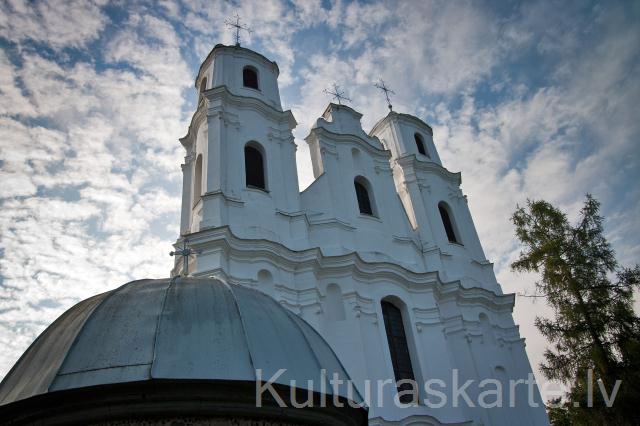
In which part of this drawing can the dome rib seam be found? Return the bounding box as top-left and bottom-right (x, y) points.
(149, 278), (174, 379)
(221, 281), (257, 380)
(48, 280), (140, 392)
(281, 308), (329, 392)
(283, 308), (366, 405)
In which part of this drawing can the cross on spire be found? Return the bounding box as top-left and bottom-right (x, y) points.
(225, 13), (252, 46)
(374, 79), (395, 111)
(170, 239), (200, 276)
(323, 83), (352, 105)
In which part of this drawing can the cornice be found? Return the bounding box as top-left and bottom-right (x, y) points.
(436, 284), (515, 313)
(306, 127), (390, 160)
(177, 227), (515, 312)
(179, 103), (207, 149)
(206, 85), (296, 127)
(369, 111), (434, 137)
(179, 85), (297, 145)
(195, 44), (280, 88)
(307, 217), (357, 232)
(202, 190), (244, 206)
(395, 155), (462, 186)
(322, 102), (363, 120)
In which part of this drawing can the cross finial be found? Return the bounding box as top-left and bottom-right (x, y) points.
(323, 82), (352, 105)
(224, 13), (252, 46)
(170, 239), (201, 277)
(374, 79), (395, 111)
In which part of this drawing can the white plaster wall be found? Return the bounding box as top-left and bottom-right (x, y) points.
(172, 45), (549, 426)
(199, 45), (282, 110)
(184, 233), (546, 425)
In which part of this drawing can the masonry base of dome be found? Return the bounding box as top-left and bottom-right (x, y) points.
(0, 380), (367, 426)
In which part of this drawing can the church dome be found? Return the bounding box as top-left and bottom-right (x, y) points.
(0, 278), (366, 425)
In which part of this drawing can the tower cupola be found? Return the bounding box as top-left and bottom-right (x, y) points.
(370, 111), (441, 165)
(196, 44), (283, 110)
(175, 44), (300, 270)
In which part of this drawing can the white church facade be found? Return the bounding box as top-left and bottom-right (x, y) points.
(172, 44), (550, 426)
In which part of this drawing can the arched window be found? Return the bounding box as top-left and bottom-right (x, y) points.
(245, 143), (266, 190)
(193, 154), (203, 206)
(438, 202), (459, 243)
(243, 66), (259, 90)
(414, 133), (428, 157)
(199, 77), (207, 94)
(381, 300), (416, 403)
(354, 177), (374, 216)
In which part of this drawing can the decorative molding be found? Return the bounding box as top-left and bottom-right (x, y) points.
(195, 44), (281, 87)
(374, 164), (393, 176)
(448, 187), (465, 202)
(268, 127), (296, 147)
(369, 111), (434, 139)
(205, 86), (296, 128)
(310, 127), (389, 159)
(177, 227), (517, 314)
(202, 189), (242, 202)
(396, 155), (462, 186)
(391, 234), (423, 253)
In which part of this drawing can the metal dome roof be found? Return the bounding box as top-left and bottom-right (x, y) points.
(0, 277), (359, 407)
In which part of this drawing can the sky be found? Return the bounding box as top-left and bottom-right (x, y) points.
(0, 0), (638, 401)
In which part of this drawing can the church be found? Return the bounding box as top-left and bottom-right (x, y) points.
(0, 43), (550, 426)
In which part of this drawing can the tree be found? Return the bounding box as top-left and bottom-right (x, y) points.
(511, 195), (640, 425)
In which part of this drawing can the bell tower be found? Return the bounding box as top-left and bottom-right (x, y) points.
(174, 44), (303, 276)
(370, 111), (499, 291)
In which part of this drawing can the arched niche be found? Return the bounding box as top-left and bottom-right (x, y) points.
(324, 283), (346, 321)
(257, 269), (273, 287)
(193, 154), (203, 206)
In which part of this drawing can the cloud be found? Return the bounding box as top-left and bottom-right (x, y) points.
(0, 50), (35, 117)
(377, 1), (511, 95)
(0, 0), (107, 49)
(0, 4), (186, 376)
(428, 2), (640, 398)
(0, 0), (638, 404)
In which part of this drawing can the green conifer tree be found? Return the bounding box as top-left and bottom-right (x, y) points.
(511, 195), (639, 425)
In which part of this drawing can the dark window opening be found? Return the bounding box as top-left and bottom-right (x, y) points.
(414, 133), (427, 156)
(245, 145), (266, 190)
(354, 180), (373, 215)
(243, 67), (259, 90)
(439, 203), (459, 243)
(382, 301), (417, 404)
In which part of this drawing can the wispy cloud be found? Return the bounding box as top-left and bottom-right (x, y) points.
(0, 1), (638, 401)
(0, 0), (107, 49)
